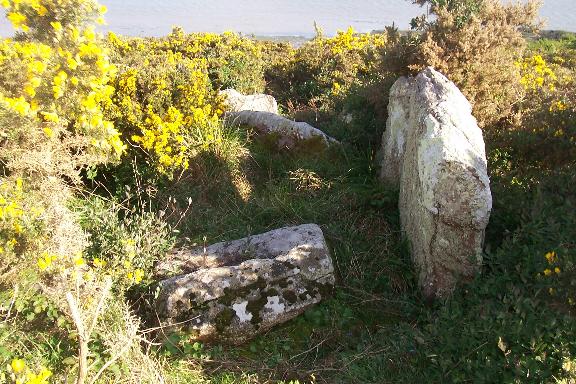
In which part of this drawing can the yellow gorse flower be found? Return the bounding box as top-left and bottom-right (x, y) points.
(127, 268), (144, 284)
(92, 257), (106, 268)
(545, 251), (558, 264)
(37, 252), (58, 271)
(50, 21), (62, 32)
(7, 12), (28, 31)
(0, 96), (31, 116)
(11, 358), (26, 373)
(41, 111), (59, 123)
(516, 54), (558, 92)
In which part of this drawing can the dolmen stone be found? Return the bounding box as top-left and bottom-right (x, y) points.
(221, 88), (279, 114)
(380, 67), (492, 299)
(225, 111), (339, 148)
(154, 224), (335, 344)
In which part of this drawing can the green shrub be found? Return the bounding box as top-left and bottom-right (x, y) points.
(74, 196), (174, 289)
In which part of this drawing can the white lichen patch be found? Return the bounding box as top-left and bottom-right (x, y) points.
(232, 301), (253, 323)
(264, 295), (286, 315)
(200, 272), (214, 285)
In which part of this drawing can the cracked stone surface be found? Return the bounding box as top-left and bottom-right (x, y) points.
(221, 88), (279, 114)
(379, 67), (492, 299)
(225, 110), (339, 149)
(154, 224), (335, 344)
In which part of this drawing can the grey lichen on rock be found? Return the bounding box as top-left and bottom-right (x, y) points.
(225, 111), (339, 149)
(380, 67), (492, 299)
(220, 88), (279, 114)
(154, 224), (335, 344)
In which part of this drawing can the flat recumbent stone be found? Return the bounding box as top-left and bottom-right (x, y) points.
(154, 224), (335, 345)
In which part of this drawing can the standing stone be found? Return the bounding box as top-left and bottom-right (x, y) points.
(380, 67), (492, 299)
(221, 89), (279, 114)
(154, 224), (335, 344)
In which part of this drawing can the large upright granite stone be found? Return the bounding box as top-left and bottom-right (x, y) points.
(221, 89), (279, 114)
(380, 67), (492, 299)
(154, 224), (335, 344)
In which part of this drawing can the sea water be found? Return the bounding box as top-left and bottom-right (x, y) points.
(0, 0), (574, 37)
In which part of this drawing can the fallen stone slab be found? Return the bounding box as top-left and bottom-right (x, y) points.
(221, 88), (279, 114)
(225, 110), (339, 148)
(154, 224), (335, 344)
(379, 67), (492, 299)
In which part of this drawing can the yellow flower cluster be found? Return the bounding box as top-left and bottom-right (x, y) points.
(516, 54), (558, 91)
(108, 28), (267, 94)
(2, 0), (105, 41)
(0, 0), (126, 174)
(0, 39), (50, 112)
(37, 251), (58, 271)
(0, 178), (41, 255)
(126, 266), (145, 284)
(37, 247), (146, 287)
(321, 27), (387, 56)
(132, 106), (189, 172)
(535, 251), (563, 298)
(108, 43), (224, 175)
(549, 99), (568, 112)
(165, 29), (263, 80)
(288, 26), (387, 104)
(8, 358), (52, 384)
(542, 251), (561, 277)
(331, 82), (342, 95)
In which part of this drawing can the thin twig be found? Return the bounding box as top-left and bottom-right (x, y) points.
(66, 292), (87, 384)
(87, 278), (112, 337)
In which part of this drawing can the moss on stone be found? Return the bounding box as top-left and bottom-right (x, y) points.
(282, 289), (298, 304)
(214, 307), (235, 332)
(246, 294), (268, 326)
(218, 276), (267, 306)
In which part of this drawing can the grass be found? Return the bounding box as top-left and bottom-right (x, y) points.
(120, 102), (576, 383)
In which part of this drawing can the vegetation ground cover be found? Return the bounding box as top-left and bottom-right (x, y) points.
(0, 0), (575, 383)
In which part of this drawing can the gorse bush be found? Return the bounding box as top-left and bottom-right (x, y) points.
(411, 0), (482, 28)
(1, 0), (575, 382)
(105, 38), (225, 175)
(266, 27), (387, 111)
(0, 2), (173, 383)
(165, 27), (266, 94)
(109, 27), (266, 95)
(0, 0), (124, 181)
(0, 0), (122, 293)
(494, 48), (576, 174)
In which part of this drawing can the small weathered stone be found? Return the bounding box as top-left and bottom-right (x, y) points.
(154, 224), (335, 344)
(225, 111), (339, 148)
(379, 67), (492, 299)
(221, 89), (279, 114)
